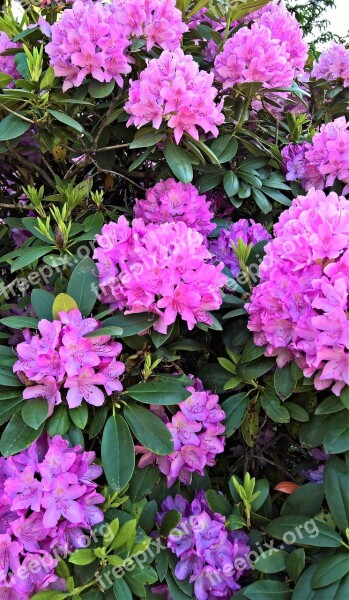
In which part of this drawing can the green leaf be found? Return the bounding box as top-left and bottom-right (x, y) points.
(160, 509), (181, 537)
(0, 113), (30, 141)
(0, 412), (44, 457)
(274, 365), (295, 400)
(244, 581), (291, 600)
(315, 395), (347, 415)
(48, 109), (85, 133)
(31, 592), (69, 600)
(0, 316), (39, 329)
(211, 135), (238, 163)
(260, 389), (290, 423)
(21, 398), (49, 430)
(70, 403), (88, 429)
(221, 393), (248, 437)
(312, 554), (349, 589)
(252, 188), (272, 213)
(0, 368), (23, 387)
(66, 257), (99, 316)
(281, 483), (324, 517)
(0, 397), (24, 427)
(266, 516), (343, 547)
(85, 327), (123, 338)
(206, 490), (233, 516)
(47, 405), (70, 436)
(163, 140), (193, 183)
(165, 572), (192, 600)
(126, 381), (191, 405)
(123, 404), (174, 455)
(31, 289), (55, 320)
(324, 457), (349, 534)
(104, 312), (158, 336)
(237, 357), (275, 380)
(130, 130), (164, 149)
(284, 402), (309, 422)
(323, 412), (349, 454)
(292, 565), (318, 600)
(198, 172), (224, 193)
(151, 323), (174, 348)
(224, 171), (240, 197)
(254, 549), (288, 573)
(10, 246), (54, 272)
(88, 80), (115, 98)
(69, 549), (96, 566)
(52, 293), (78, 319)
(0, 73), (13, 88)
(240, 337), (267, 363)
(300, 414), (328, 448)
(251, 479), (269, 511)
(113, 578), (132, 600)
(129, 465), (161, 501)
(340, 386), (349, 410)
(102, 415), (135, 492)
(285, 548), (305, 583)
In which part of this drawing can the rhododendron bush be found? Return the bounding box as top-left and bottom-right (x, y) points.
(0, 1), (348, 599)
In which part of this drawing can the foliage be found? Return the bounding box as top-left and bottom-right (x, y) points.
(0, 1), (348, 599)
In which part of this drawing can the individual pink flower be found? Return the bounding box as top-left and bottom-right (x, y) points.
(65, 367), (107, 408)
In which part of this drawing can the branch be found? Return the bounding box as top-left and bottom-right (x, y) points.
(90, 157), (144, 191)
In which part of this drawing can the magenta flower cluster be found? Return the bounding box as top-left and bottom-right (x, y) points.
(14, 308), (124, 412)
(111, 0), (187, 51)
(125, 48), (224, 144)
(214, 23), (295, 90)
(136, 377), (225, 487)
(0, 32), (21, 87)
(93, 216), (227, 334)
(282, 117), (349, 194)
(209, 218), (271, 277)
(157, 491), (250, 600)
(134, 178), (215, 236)
(247, 188), (349, 396)
(0, 435), (103, 598)
(45, 0), (133, 92)
(312, 43), (349, 87)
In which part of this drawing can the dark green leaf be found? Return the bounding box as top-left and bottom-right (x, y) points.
(252, 188), (272, 213)
(102, 415), (135, 492)
(243, 580), (291, 600)
(70, 403), (88, 429)
(31, 289), (55, 320)
(312, 554), (349, 589)
(163, 140), (193, 183)
(21, 398), (48, 429)
(0, 397), (24, 426)
(88, 80), (115, 98)
(266, 516), (343, 547)
(222, 393), (248, 437)
(160, 509), (181, 537)
(10, 247), (54, 272)
(48, 109), (85, 133)
(254, 549), (288, 573)
(281, 483), (324, 517)
(323, 412), (349, 454)
(47, 405), (70, 436)
(67, 257), (99, 316)
(113, 578), (132, 600)
(324, 457), (349, 534)
(211, 135), (238, 163)
(274, 365), (295, 400)
(0, 412), (44, 457)
(0, 316), (39, 329)
(285, 548), (305, 583)
(104, 312), (158, 336)
(0, 113), (30, 141)
(126, 381), (191, 405)
(206, 489), (233, 516)
(123, 404), (174, 455)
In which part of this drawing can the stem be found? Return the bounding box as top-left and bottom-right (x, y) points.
(1, 104), (34, 123)
(235, 90), (253, 131)
(90, 157), (143, 191)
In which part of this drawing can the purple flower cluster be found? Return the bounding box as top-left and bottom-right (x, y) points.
(14, 308), (124, 412)
(303, 448), (331, 484)
(247, 188), (349, 395)
(209, 219), (271, 277)
(0, 435), (104, 598)
(0, 32), (21, 87)
(93, 217), (227, 334)
(136, 377), (225, 487)
(125, 48), (225, 144)
(111, 0), (187, 51)
(46, 0), (133, 91)
(157, 492), (250, 600)
(282, 117), (349, 194)
(134, 179), (215, 236)
(312, 43), (349, 87)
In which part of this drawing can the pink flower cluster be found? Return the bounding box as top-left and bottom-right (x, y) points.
(111, 0), (187, 51)
(134, 178), (215, 236)
(253, 0), (308, 73)
(312, 43), (349, 87)
(93, 217), (227, 334)
(14, 308), (124, 412)
(0, 32), (21, 87)
(45, 0), (133, 92)
(282, 117), (349, 194)
(209, 218), (271, 277)
(0, 435), (104, 598)
(247, 188), (349, 395)
(136, 378), (225, 487)
(214, 1), (307, 90)
(157, 492), (250, 600)
(214, 23), (295, 90)
(125, 48), (225, 144)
